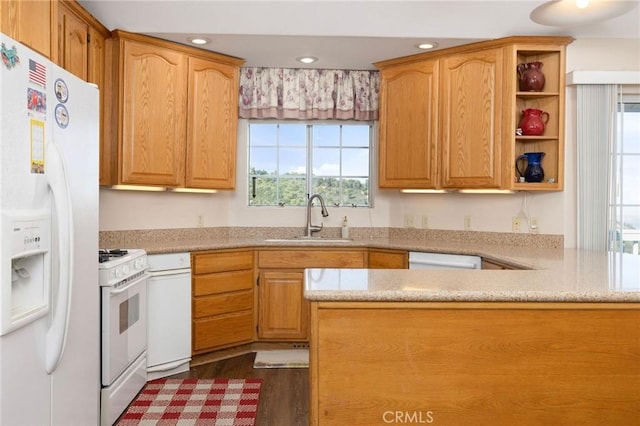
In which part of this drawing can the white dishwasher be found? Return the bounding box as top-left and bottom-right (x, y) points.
(409, 252), (482, 270)
(146, 252), (192, 380)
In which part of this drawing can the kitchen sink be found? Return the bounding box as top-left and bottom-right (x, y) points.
(264, 237), (351, 243)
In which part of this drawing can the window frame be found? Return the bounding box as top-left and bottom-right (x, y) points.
(247, 120), (374, 208)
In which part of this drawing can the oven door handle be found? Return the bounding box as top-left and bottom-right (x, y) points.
(109, 273), (149, 295)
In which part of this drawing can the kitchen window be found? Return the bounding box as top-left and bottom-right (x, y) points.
(248, 121), (372, 207)
(609, 100), (640, 255)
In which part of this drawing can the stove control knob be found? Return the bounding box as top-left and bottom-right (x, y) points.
(114, 267), (122, 278)
(134, 259), (144, 270)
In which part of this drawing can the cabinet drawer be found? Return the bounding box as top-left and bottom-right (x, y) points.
(193, 270), (253, 296)
(194, 290), (253, 318)
(258, 249), (365, 269)
(192, 250), (253, 274)
(193, 311), (254, 352)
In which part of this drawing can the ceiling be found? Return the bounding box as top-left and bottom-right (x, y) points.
(78, 0), (640, 70)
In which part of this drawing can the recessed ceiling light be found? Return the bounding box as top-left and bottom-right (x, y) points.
(188, 37), (210, 45)
(416, 42), (438, 50)
(296, 56), (318, 64)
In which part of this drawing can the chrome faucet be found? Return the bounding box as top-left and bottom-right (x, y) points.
(305, 194), (329, 237)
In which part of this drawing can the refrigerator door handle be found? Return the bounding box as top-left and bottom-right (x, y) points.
(44, 141), (75, 374)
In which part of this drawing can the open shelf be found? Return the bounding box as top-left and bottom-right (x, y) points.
(508, 41), (570, 191)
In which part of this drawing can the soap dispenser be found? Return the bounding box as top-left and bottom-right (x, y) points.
(341, 216), (349, 239)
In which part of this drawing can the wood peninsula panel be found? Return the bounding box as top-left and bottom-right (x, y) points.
(310, 302), (640, 425)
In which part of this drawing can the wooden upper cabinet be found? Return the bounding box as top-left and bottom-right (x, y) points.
(440, 48), (503, 189)
(378, 60), (439, 189)
(1, 0), (51, 58)
(376, 36), (571, 191)
(104, 31), (244, 189)
(56, 1), (88, 80)
(119, 38), (188, 186)
(186, 57), (239, 189)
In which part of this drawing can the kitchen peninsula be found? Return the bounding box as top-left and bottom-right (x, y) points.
(101, 227), (640, 424)
(305, 251), (640, 426)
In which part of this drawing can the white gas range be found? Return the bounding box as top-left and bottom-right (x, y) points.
(98, 249), (149, 426)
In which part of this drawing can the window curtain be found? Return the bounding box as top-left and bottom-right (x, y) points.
(576, 84), (619, 250)
(238, 68), (379, 121)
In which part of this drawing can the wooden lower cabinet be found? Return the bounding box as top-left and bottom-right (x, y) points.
(191, 250), (255, 354)
(310, 302), (640, 425)
(368, 248), (408, 269)
(258, 270), (308, 340)
(191, 247), (410, 353)
(257, 248), (367, 341)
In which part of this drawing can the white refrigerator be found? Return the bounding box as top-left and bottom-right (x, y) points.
(0, 34), (100, 425)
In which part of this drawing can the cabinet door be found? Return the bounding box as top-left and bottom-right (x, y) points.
(368, 249), (408, 269)
(378, 60), (439, 189)
(440, 48), (503, 188)
(87, 26), (106, 88)
(56, 2), (88, 80)
(258, 271), (309, 340)
(0, 0), (51, 58)
(120, 39), (187, 186)
(186, 57), (239, 189)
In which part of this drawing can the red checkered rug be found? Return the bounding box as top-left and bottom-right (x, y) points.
(116, 378), (262, 426)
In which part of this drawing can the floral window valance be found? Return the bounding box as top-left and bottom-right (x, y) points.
(239, 67), (379, 121)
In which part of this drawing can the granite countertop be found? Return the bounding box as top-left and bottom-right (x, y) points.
(304, 249), (640, 303)
(99, 227), (640, 303)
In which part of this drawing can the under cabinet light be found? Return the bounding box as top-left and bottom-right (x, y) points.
(458, 189), (516, 194)
(109, 185), (165, 192)
(401, 189), (449, 194)
(168, 188), (218, 194)
(108, 185), (218, 193)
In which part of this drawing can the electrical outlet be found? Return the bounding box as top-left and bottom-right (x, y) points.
(464, 215), (472, 231)
(421, 215), (429, 229)
(404, 214), (415, 228)
(530, 217), (539, 234)
(512, 216), (521, 232)
(197, 214), (204, 227)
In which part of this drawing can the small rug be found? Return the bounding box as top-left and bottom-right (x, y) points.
(116, 378), (262, 426)
(253, 349), (309, 369)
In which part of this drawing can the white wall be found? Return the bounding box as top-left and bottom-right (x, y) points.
(99, 37), (640, 247)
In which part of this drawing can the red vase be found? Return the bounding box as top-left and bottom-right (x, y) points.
(519, 108), (549, 136)
(517, 61), (545, 92)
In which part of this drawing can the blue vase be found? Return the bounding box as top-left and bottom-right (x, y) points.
(516, 152), (545, 183)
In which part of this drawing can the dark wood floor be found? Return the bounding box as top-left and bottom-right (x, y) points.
(170, 352), (309, 426)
